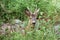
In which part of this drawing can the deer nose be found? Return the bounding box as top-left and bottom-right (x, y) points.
(32, 21), (36, 24)
(32, 23), (35, 25)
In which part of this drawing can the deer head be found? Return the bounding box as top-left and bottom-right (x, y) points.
(25, 8), (40, 25)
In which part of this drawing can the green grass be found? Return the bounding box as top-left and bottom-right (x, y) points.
(0, 20), (59, 40)
(0, 28), (58, 40)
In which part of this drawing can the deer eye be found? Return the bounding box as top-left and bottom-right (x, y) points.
(36, 18), (38, 19)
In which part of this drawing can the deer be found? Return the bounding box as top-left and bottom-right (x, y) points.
(0, 19), (23, 35)
(25, 8), (40, 31)
(0, 8), (40, 35)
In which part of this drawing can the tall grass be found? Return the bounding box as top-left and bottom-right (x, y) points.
(0, 0), (60, 40)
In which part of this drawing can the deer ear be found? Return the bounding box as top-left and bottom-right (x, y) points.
(25, 8), (32, 16)
(34, 8), (40, 16)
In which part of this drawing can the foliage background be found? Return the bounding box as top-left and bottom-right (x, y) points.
(0, 0), (60, 40)
(0, 0), (59, 23)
